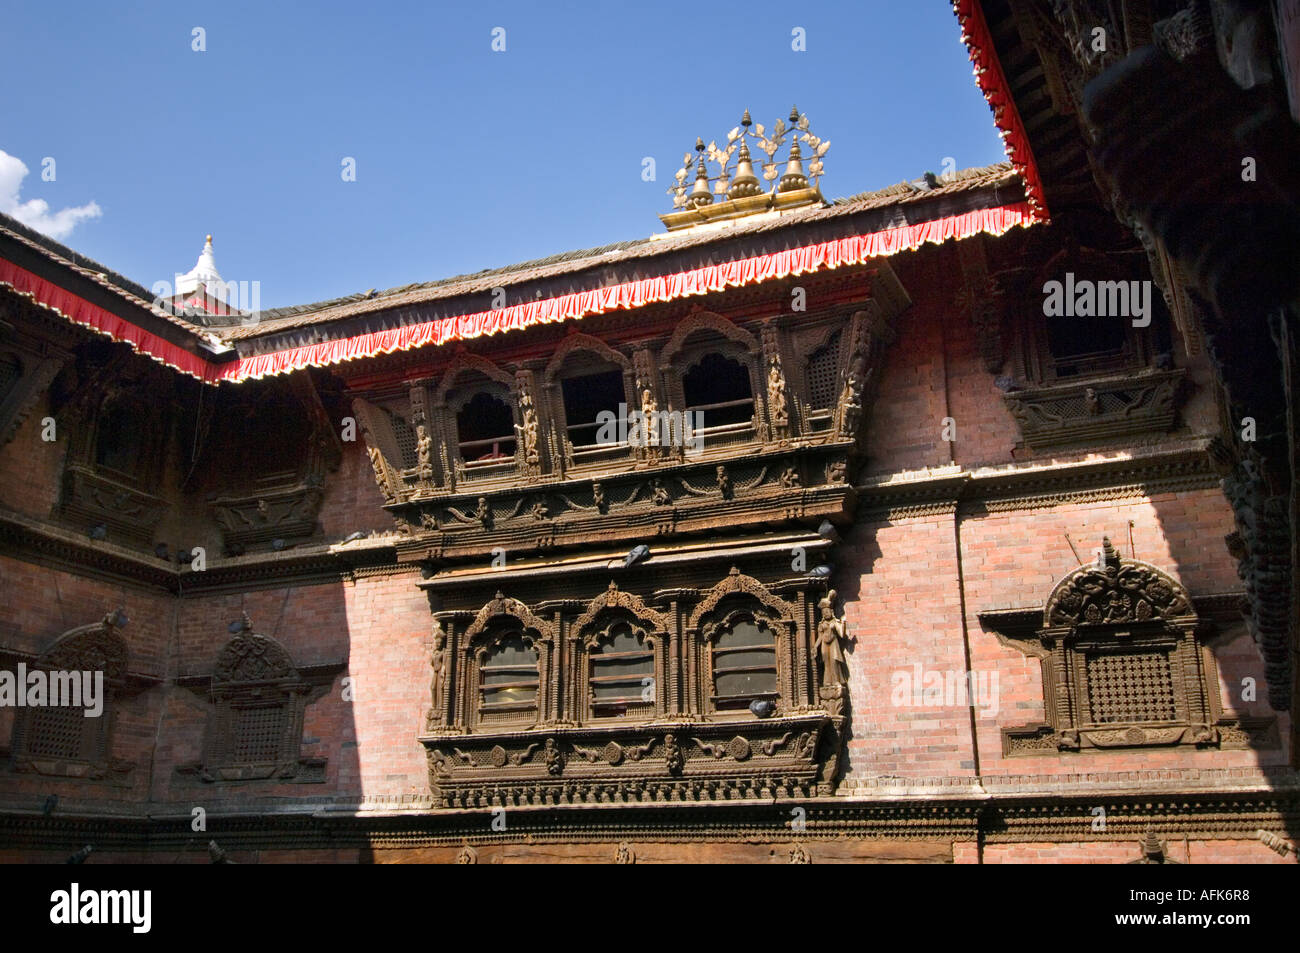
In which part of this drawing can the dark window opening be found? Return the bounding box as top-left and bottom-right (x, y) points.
(1045, 314), (1127, 378)
(590, 622), (654, 717)
(712, 615), (777, 710)
(561, 369), (625, 448)
(0, 353), (22, 404)
(683, 353), (754, 428)
(94, 399), (145, 475)
(456, 392), (516, 463)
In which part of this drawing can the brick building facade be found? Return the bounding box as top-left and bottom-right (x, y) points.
(1, 2), (1297, 864)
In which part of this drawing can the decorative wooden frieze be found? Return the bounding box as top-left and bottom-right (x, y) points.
(1002, 368), (1185, 449)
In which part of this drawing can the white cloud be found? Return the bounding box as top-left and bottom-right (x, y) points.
(0, 149), (101, 240)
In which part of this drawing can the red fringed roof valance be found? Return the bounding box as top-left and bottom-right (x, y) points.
(2, 201), (1037, 384)
(953, 0), (1050, 223)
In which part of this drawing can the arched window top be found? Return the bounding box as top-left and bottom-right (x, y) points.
(662, 311), (757, 362)
(1044, 537), (1194, 628)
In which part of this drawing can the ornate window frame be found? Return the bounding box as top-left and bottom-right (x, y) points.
(431, 354), (521, 489)
(458, 593), (557, 731)
(687, 568), (799, 717)
(542, 333), (635, 474)
(571, 582), (668, 722)
(8, 616), (134, 782)
(995, 539), (1274, 755)
(177, 625), (335, 784)
(1002, 250), (1184, 450)
(662, 312), (764, 450)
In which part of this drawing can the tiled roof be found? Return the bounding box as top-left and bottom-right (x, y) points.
(0, 212), (203, 337)
(224, 162), (1017, 341)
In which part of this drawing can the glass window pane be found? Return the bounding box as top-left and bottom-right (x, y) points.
(717, 619), (774, 648)
(716, 670), (777, 697)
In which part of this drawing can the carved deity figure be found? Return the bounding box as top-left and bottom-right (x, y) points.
(592, 482), (607, 513)
(779, 465), (801, 488)
(716, 465), (733, 500)
(428, 626), (447, 725)
(652, 479), (671, 506)
(519, 389), (540, 465)
(839, 371), (863, 435)
(416, 423), (433, 475)
(663, 733), (684, 775)
(544, 737), (565, 776)
(816, 590), (849, 688)
(474, 496), (493, 527)
(767, 357), (789, 429)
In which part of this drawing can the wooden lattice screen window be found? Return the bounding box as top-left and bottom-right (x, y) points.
(1083, 647), (1179, 724)
(385, 407), (420, 469)
(9, 619), (127, 780)
(996, 538), (1259, 755)
(199, 630), (315, 782)
(804, 331), (841, 430)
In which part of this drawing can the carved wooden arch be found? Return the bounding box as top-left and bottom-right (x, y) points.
(704, 605), (783, 644)
(39, 619), (129, 684)
(661, 310), (759, 364)
(214, 631), (299, 683)
(573, 581), (670, 647)
(432, 351), (515, 407)
(463, 591), (557, 653)
(1043, 538), (1195, 629)
(688, 567), (796, 633)
(542, 332), (632, 384)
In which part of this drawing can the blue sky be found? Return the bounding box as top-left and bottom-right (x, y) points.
(0, 1), (1005, 308)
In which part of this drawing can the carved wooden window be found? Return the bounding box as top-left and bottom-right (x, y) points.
(804, 331), (841, 430)
(200, 630), (317, 782)
(10, 621), (127, 780)
(477, 631), (539, 725)
(683, 353), (754, 432)
(587, 620), (655, 720)
(92, 394), (148, 481)
(456, 391), (517, 464)
(1084, 646), (1177, 724)
(993, 540), (1266, 755)
(385, 407), (420, 469)
(561, 367), (625, 450)
(710, 611), (779, 711)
